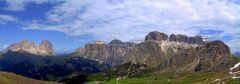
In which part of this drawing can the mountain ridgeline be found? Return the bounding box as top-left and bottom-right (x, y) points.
(72, 31), (233, 73)
(0, 31), (238, 84)
(65, 31), (238, 84)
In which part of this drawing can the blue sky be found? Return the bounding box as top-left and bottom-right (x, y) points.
(0, 0), (240, 53)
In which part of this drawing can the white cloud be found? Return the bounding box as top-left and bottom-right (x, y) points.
(2, 0), (61, 11)
(0, 14), (18, 24)
(19, 0), (240, 52)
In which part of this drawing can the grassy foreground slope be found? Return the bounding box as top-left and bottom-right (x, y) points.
(86, 56), (240, 84)
(0, 72), (60, 84)
(88, 71), (240, 84)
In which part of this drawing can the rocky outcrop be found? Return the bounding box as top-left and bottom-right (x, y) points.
(173, 40), (232, 72)
(176, 34), (188, 42)
(123, 40), (197, 69)
(169, 34), (177, 41)
(72, 40), (135, 66)
(124, 40), (166, 68)
(109, 39), (124, 45)
(170, 34), (206, 45)
(146, 31), (207, 45)
(196, 40), (232, 71)
(7, 40), (54, 56)
(39, 40), (53, 55)
(145, 31), (168, 41)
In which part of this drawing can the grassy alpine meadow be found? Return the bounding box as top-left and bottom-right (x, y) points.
(84, 57), (240, 84)
(0, 72), (60, 84)
(86, 71), (240, 84)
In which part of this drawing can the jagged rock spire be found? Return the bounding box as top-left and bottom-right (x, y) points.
(7, 39), (54, 56)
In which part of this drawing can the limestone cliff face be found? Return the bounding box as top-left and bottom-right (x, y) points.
(195, 40), (232, 71)
(168, 40), (231, 72)
(124, 40), (199, 68)
(39, 40), (53, 56)
(72, 40), (135, 66)
(145, 31), (168, 41)
(124, 40), (166, 68)
(72, 31), (233, 72)
(7, 40), (54, 56)
(124, 39), (233, 73)
(169, 34), (206, 45)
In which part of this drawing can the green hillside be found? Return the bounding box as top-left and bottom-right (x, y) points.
(0, 72), (60, 84)
(85, 57), (240, 84)
(87, 71), (240, 84)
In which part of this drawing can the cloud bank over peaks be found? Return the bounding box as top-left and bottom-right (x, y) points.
(3, 0), (240, 52)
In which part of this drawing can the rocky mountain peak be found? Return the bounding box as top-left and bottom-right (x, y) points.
(39, 40), (54, 56)
(21, 39), (30, 48)
(72, 39), (135, 66)
(169, 34), (177, 41)
(7, 40), (54, 56)
(30, 42), (37, 49)
(145, 31), (168, 41)
(204, 40), (230, 54)
(146, 31), (206, 45)
(109, 39), (123, 44)
(176, 34), (188, 42)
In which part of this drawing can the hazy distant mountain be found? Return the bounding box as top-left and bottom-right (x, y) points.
(234, 52), (240, 57)
(54, 49), (75, 56)
(7, 40), (54, 56)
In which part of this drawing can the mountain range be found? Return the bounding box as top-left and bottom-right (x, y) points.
(7, 40), (54, 56)
(0, 31), (239, 84)
(72, 31), (233, 72)
(234, 52), (240, 58)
